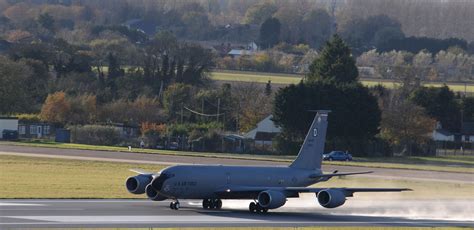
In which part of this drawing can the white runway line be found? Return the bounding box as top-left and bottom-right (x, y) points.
(0, 203), (45, 206)
(3, 215), (263, 223)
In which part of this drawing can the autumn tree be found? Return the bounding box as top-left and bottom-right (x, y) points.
(232, 83), (272, 132)
(380, 100), (436, 156)
(163, 83), (193, 121)
(40, 92), (71, 125)
(68, 94), (97, 125)
(98, 95), (163, 124)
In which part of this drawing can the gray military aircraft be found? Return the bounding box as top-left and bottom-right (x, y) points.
(126, 110), (410, 213)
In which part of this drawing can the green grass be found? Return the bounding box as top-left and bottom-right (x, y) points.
(0, 155), (165, 198)
(209, 71), (474, 93)
(1, 155), (472, 199)
(2, 141), (473, 173)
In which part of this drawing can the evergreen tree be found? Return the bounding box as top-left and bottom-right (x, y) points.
(258, 17), (281, 49)
(410, 86), (461, 132)
(307, 34), (358, 84)
(272, 82), (381, 155)
(38, 13), (55, 32)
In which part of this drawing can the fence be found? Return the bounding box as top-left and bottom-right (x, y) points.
(435, 141), (474, 156)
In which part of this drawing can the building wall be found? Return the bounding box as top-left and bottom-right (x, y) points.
(432, 131), (454, 142)
(245, 115), (281, 139)
(18, 123), (52, 138)
(0, 118), (18, 139)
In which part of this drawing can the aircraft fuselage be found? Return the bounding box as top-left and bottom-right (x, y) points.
(158, 165), (321, 199)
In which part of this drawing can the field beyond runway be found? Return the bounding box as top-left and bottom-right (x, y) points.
(209, 70), (474, 93)
(0, 199), (472, 228)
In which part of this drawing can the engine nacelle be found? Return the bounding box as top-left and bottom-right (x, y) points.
(258, 190), (287, 209)
(317, 189), (346, 208)
(125, 175), (152, 194)
(145, 184), (167, 201)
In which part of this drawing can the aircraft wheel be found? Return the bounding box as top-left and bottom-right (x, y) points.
(170, 201), (180, 210)
(255, 203), (263, 213)
(215, 199), (222, 209)
(249, 202), (256, 213)
(202, 199), (210, 209)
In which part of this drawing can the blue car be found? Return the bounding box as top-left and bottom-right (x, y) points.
(323, 151), (353, 161)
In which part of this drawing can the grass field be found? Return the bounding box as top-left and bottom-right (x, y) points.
(3, 141), (473, 173)
(0, 155), (473, 199)
(209, 71), (474, 93)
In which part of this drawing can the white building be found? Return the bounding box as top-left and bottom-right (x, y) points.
(227, 42), (259, 57)
(244, 115), (281, 146)
(0, 117), (18, 139)
(432, 129), (454, 142)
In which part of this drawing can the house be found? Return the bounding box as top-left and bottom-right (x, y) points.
(223, 134), (247, 153)
(432, 122), (474, 143)
(227, 42), (259, 58)
(18, 122), (53, 139)
(432, 129), (454, 142)
(460, 122), (474, 143)
(244, 115), (281, 147)
(0, 117), (18, 139)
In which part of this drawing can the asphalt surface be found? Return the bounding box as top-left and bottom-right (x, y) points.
(1, 199), (473, 228)
(0, 144), (472, 183)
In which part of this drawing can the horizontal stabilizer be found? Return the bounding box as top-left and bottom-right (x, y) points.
(309, 171), (373, 179)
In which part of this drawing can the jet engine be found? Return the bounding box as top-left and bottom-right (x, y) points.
(125, 175), (152, 194)
(317, 189), (346, 208)
(257, 190), (287, 209)
(145, 184), (167, 201)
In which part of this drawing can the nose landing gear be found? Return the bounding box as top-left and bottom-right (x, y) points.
(202, 198), (222, 210)
(249, 202), (268, 213)
(169, 200), (180, 210)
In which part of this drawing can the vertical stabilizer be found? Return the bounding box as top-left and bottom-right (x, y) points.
(289, 110), (330, 170)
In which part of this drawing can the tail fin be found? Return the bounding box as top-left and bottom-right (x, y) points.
(289, 110), (330, 170)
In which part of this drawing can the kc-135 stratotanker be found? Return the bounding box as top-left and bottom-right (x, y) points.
(126, 110), (410, 213)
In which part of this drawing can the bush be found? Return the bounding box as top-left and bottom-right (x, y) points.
(71, 125), (123, 146)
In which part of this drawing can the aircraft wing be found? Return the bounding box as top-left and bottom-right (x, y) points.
(309, 171), (373, 179)
(129, 169), (160, 177)
(215, 185), (410, 199)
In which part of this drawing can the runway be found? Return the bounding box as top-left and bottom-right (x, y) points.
(1, 144), (473, 184)
(1, 199), (473, 228)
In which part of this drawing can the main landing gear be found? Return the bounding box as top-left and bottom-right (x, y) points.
(202, 198), (222, 210)
(169, 200), (180, 210)
(249, 202), (268, 213)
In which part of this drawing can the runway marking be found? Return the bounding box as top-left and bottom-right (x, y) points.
(3, 215), (263, 223)
(0, 202), (45, 206)
(0, 217), (472, 226)
(0, 208), (84, 211)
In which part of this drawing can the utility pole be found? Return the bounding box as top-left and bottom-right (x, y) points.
(201, 98), (204, 122)
(216, 98), (220, 123)
(180, 106), (183, 124)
